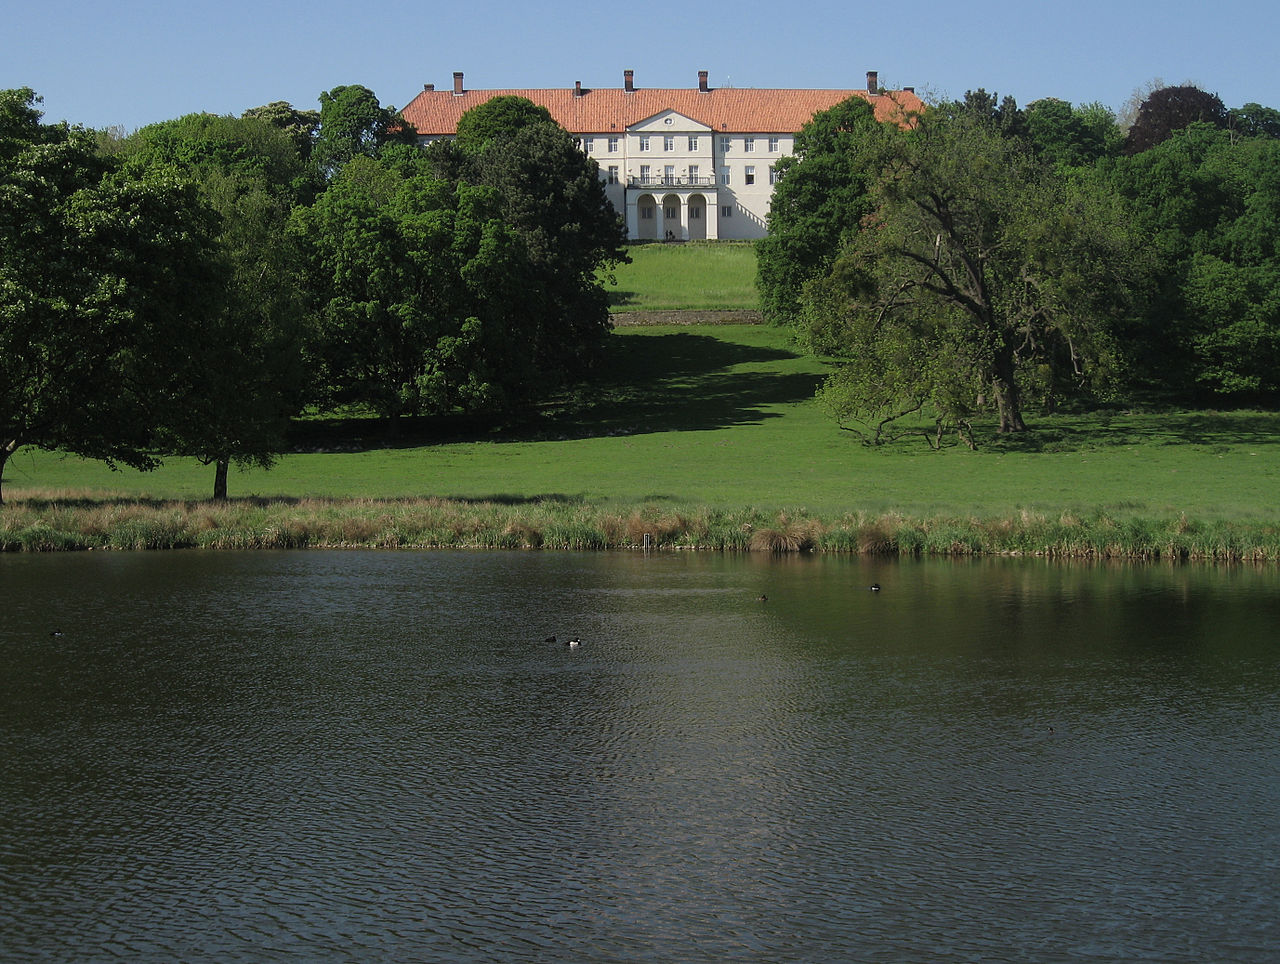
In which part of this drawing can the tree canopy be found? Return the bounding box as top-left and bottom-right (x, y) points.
(782, 105), (1147, 444)
(428, 98), (629, 386)
(1025, 98), (1124, 169)
(1106, 124), (1280, 397)
(312, 85), (417, 177)
(290, 150), (535, 422)
(119, 112), (313, 497)
(453, 95), (556, 154)
(1124, 85), (1227, 154)
(1, 89), (226, 502)
(756, 96), (893, 326)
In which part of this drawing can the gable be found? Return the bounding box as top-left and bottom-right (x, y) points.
(628, 110), (711, 133)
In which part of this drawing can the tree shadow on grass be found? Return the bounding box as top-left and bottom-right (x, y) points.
(986, 409), (1280, 453)
(539, 331), (823, 438)
(289, 331), (823, 450)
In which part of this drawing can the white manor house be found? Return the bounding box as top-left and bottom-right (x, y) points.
(401, 70), (923, 242)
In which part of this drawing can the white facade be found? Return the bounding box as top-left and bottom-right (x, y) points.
(580, 111), (790, 241)
(401, 71), (923, 242)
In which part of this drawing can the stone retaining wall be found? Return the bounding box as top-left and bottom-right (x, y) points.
(610, 309), (763, 327)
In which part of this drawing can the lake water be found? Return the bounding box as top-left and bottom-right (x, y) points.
(2, 550), (1278, 962)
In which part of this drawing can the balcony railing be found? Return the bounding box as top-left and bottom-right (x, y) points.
(626, 174), (717, 189)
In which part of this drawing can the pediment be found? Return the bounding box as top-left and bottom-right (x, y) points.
(628, 110), (711, 133)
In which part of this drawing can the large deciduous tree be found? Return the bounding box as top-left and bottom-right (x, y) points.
(1106, 123), (1280, 398)
(1124, 85), (1227, 154)
(756, 96), (893, 327)
(120, 112), (313, 498)
(803, 110), (1146, 442)
(1025, 98), (1124, 169)
(429, 96), (629, 386)
(291, 150), (533, 423)
(0, 89), (225, 502)
(312, 85), (417, 177)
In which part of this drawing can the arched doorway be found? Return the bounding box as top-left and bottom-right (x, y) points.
(636, 194), (658, 240)
(662, 193), (682, 241)
(687, 194), (707, 240)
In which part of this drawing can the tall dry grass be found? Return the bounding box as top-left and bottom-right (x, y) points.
(4, 494), (1279, 561)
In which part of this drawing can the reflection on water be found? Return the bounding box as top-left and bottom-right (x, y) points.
(2, 551), (1278, 962)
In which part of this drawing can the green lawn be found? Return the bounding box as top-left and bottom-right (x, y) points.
(9, 324), (1280, 522)
(605, 242), (759, 311)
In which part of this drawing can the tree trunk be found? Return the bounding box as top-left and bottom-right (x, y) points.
(0, 446), (9, 506)
(213, 458), (229, 501)
(991, 350), (1027, 434)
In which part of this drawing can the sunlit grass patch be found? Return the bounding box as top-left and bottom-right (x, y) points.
(606, 242), (759, 311)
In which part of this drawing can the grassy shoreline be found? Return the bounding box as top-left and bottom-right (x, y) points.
(4, 495), (1278, 561)
(6, 314), (1279, 561)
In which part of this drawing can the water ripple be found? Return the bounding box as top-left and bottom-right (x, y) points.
(2, 551), (1278, 961)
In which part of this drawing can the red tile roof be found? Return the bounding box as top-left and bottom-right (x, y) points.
(401, 84), (923, 136)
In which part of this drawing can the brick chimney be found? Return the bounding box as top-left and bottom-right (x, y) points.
(624, 69), (635, 93)
(453, 71), (464, 96)
(698, 70), (709, 93)
(574, 80), (583, 97)
(866, 70), (878, 94)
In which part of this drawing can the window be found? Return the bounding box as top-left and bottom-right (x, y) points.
(664, 165), (675, 184)
(768, 165), (777, 185)
(719, 166), (730, 185)
(688, 164), (699, 181)
(640, 206), (655, 219)
(664, 136), (674, 151)
(607, 166), (619, 184)
(640, 135), (650, 151)
(665, 205), (678, 219)
(721, 205), (734, 218)
(689, 207), (702, 219)
(582, 137), (594, 153)
(768, 137), (780, 152)
(744, 165), (755, 185)
(719, 136), (731, 153)
(608, 136), (620, 152)
(640, 164), (651, 182)
(744, 137), (755, 152)
(688, 135), (699, 151)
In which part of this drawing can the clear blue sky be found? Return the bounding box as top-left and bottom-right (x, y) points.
(8, 0), (1278, 132)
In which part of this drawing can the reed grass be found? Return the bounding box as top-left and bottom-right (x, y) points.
(4, 496), (1279, 561)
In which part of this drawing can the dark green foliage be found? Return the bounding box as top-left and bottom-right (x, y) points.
(428, 101), (629, 387)
(242, 101), (320, 159)
(947, 88), (1029, 138)
(312, 85), (417, 177)
(1229, 103), (1280, 140)
(1105, 125), (1280, 399)
(295, 91), (625, 429)
(1124, 85), (1227, 154)
(453, 96), (556, 153)
(0, 89), (226, 502)
(1025, 98), (1124, 169)
(756, 96), (890, 325)
(796, 111), (1147, 440)
(291, 152), (536, 420)
(120, 112), (314, 497)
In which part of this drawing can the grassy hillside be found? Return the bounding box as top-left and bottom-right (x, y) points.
(8, 324), (1280, 523)
(606, 242), (759, 311)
